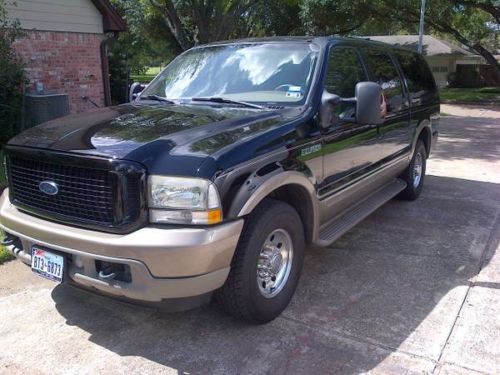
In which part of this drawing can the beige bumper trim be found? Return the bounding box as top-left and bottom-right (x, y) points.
(0, 190), (243, 278)
(3, 239), (230, 301)
(0, 190), (244, 301)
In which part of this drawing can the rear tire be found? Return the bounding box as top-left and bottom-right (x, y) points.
(215, 199), (305, 323)
(398, 139), (427, 201)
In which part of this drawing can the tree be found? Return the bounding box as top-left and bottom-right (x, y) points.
(108, 0), (181, 103)
(111, 0), (499, 84)
(246, 0), (303, 37)
(0, 0), (27, 142)
(365, 0), (499, 80)
(457, 0), (499, 24)
(109, 0), (179, 73)
(148, 0), (264, 50)
(300, 0), (372, 36)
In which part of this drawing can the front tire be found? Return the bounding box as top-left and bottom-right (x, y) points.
(215, 199), (305, 323)
(398, 139), (427, 201)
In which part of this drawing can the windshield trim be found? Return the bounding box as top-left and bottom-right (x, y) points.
(138, 41), (322, 108)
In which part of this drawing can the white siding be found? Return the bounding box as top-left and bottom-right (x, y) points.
(425, 56), (455, 88)
(6, 0), (103, 34)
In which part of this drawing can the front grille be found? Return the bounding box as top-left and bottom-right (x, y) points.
(9, 157), (116, 224)
(5, 148), (147, 233)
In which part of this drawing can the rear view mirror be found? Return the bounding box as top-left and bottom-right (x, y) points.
(355, 82), (385, 125)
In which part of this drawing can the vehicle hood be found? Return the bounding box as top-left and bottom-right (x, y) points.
(8, 103), (295, 177)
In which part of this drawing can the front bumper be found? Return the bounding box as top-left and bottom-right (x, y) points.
(0, 190), (243, 302)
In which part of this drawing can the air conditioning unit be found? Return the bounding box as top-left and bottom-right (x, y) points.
(24, 92), (70, 128)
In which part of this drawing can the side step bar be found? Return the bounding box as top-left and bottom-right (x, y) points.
(317, 179), (407, 247)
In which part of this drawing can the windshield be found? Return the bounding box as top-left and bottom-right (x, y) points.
(141, 43), (319, 106)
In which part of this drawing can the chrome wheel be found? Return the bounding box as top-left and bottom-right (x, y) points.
(257, 228), (293, 298)
(413, 152), (423, 188)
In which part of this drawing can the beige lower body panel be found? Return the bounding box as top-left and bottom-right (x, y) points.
(318, 155), (410, 226)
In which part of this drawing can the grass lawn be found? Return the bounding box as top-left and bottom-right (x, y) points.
(0, 149), (12, 264)
(131, 66), (163, 84)
(0, 149), (6, 186)
(0, 244), (13, 264)
(439, 87), (500, 103)
(130, 74), (156, 83)
(0, 230), (13, 264)
(146, 66), (162, 75)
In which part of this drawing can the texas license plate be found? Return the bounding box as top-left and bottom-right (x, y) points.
(31, 247), (64, 282)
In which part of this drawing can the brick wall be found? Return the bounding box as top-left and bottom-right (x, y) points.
(13, 30), (106, 114)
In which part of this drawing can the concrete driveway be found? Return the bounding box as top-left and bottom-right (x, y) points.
(1, 105), (499, 374)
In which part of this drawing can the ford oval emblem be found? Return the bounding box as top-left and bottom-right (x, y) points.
(39, 181), (59, 196)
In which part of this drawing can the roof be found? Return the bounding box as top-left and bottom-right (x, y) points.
(90, 0), (126, 32)
(196, 35), (478, 58)
(199, 36), (410, 50)
(365, 35), (475, 57)
(201, 36), (318, 46)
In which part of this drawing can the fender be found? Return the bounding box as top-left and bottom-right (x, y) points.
(226, 170), (320, 242)
(412, 119), (432, 157)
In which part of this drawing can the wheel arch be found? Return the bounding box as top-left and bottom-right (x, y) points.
(417, 126), (431, 158)
(414, 120), (432, 158)
(228, 171), (319, 244)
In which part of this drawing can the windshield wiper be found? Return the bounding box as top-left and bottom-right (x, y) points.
(140, 95), (175, 104)
(191, 97), (263, 109)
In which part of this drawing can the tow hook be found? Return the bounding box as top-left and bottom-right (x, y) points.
(1, 236), (15, 246)
(95, 261), (132, 283)
(98, 266), (118, 281)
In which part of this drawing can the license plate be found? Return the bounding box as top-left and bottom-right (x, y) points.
(31, 247), (64, 282)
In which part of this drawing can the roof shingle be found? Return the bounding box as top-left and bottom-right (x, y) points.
(366, 35), (474, 56)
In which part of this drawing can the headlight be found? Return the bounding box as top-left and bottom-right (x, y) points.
(148, 176), (222, 225)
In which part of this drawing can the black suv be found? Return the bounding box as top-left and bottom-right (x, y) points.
(0, 37), (439, 323)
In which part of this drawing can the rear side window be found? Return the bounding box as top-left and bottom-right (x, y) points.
(363, 50), (405, 113)
(394, 51), (436, 93)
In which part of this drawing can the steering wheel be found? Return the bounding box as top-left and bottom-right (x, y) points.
(274, 84), (297, 91)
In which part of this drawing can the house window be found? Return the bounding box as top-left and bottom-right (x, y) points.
(432, 66), (448, 73)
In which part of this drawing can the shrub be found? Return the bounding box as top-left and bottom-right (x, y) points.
(446, 72), (459, 88)
(0, 0), (27, 144)
(108, 44), (131, 105)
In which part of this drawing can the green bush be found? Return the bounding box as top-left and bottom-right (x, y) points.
(0, 0), (27, 144)
(446, 72), (459, 88)
(108, 45), (131, 105)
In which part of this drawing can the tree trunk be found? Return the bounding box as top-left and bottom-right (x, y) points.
(472, 43), (500, 84)
(424, 18), (500, 82)
(149, 0), (191, 51)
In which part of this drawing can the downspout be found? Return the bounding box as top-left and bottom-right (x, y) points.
(100, 33), (116, 107)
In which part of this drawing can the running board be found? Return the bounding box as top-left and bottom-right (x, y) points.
(317, 179), (407, 247)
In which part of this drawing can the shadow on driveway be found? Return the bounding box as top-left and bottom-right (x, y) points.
(431, 116), (500, 162)
(51, 174), (500, 374)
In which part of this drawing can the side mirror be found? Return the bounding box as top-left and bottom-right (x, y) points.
(129, 82), (146, 103)
(319, 82), (385, 128)
(355, 81), (385, 125)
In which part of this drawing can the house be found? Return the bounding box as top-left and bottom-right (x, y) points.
(6, 0), (126, 113)
(367, 35), (483, 87)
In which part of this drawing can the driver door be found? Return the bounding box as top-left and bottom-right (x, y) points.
(319, 46), (383, 223)
(320, 47), (380, 202)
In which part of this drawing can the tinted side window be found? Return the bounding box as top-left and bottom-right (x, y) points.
(325, 48), (367, 122)
(326, 48), (366, 98)
(364, 50), (405, 113)
(394, 51), (436, 93)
